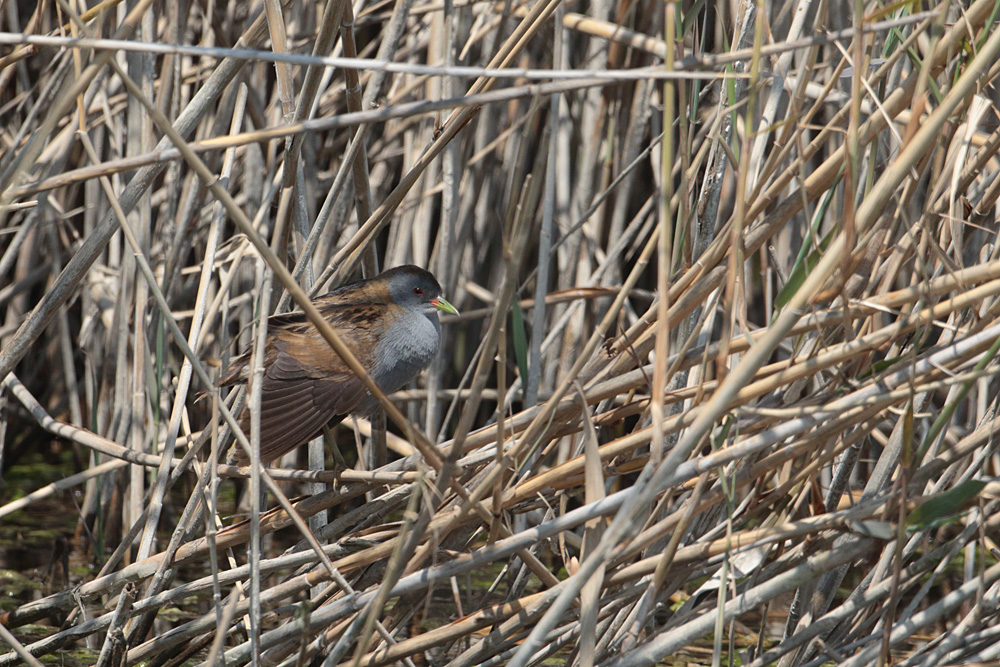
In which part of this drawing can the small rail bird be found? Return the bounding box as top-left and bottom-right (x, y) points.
(220, 265), (458, 465)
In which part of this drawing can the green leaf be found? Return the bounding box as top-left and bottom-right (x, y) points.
(772, 170), (842, 317)
(859, 356), (903, 379)
(511, 300), (529, 384)
(906, 480), (987, 528)
(772, 225), (835, 314)
(682, 0), (707, 35)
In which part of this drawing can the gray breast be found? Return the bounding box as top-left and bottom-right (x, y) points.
(369, 310), (441, 398)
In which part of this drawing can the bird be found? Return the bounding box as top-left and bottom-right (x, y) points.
(219, 265), (458, 465)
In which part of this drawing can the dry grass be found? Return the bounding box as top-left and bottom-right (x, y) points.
(2, 0), (1000, 665)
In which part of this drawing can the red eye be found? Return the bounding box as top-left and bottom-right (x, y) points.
(414, 287), (423, 296)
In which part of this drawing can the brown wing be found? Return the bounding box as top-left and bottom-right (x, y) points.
(232, 321), (372, 465)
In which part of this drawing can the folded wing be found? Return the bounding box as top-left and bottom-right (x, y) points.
(230, 316), (372, 464)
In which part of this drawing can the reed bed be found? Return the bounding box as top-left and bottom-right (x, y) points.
(1, 0), (1000, 665)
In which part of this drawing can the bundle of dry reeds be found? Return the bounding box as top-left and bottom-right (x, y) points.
(2, 0), (1000, 665)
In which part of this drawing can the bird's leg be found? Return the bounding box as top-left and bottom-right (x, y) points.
(323, 423), (347, 469)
